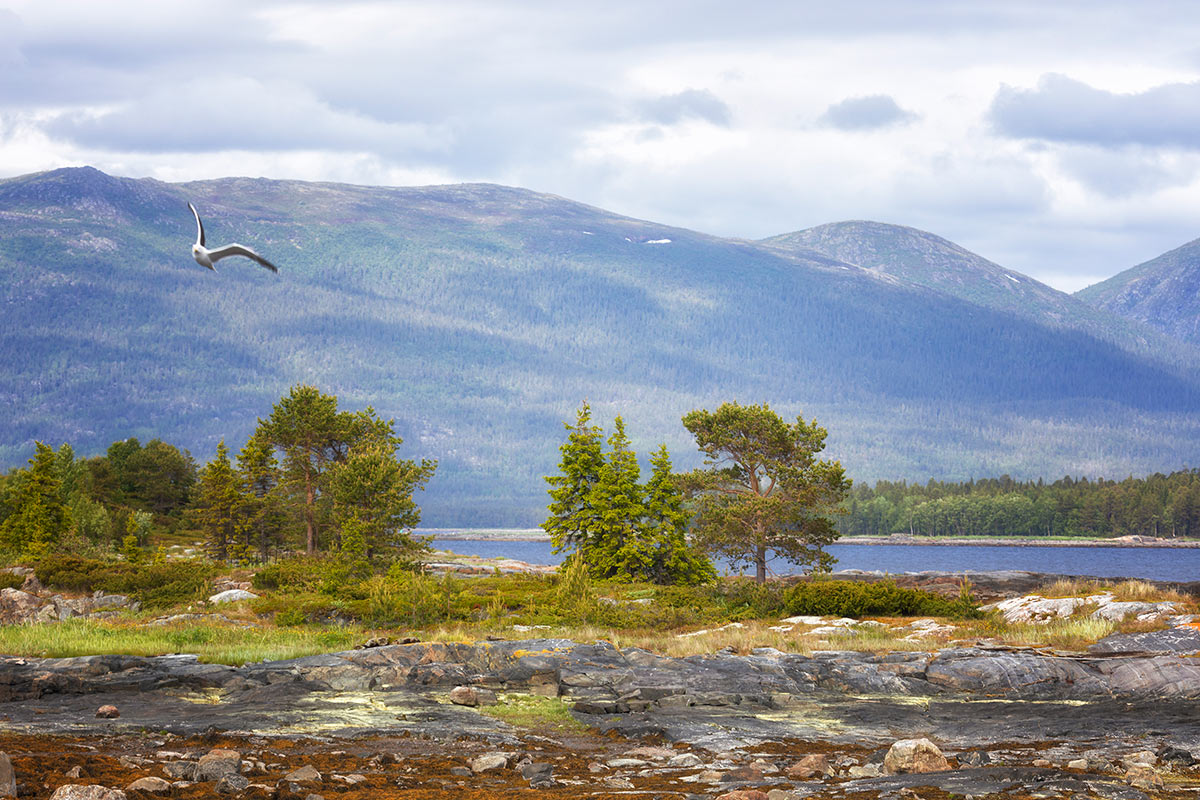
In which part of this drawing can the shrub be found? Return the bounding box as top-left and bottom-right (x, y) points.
(784, 579), (980, 619)
(34, 554), (214, 610)
(252, 556), (373, 596)
(0, 572), (23, 591)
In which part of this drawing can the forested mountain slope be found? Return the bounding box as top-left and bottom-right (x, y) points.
(1076, 236), (1200, 346)
(3, 167), (1200, 525)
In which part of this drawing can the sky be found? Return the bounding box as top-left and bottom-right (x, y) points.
(4, 1), (1200, 292)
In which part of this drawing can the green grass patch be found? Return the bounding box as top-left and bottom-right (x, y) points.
(0, 618), (367, 665)
(783, 579), (980, 619)
(476, 694), (587, 731)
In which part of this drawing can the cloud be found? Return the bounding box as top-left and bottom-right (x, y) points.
(46, 77), (444, 157)
(639, 89), (732, 127)
(819, 95), (918, 130)
(989, 74), (1200, 149)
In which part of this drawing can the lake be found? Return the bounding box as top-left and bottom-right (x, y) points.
(427, 538), (1200, 582)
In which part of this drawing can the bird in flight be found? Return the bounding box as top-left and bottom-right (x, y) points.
(188, 202), (279, 273)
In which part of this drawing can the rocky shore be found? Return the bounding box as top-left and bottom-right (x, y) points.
(1, 571), (1199, 798)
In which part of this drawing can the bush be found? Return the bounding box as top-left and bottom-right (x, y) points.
(252, 556), (373, 596)
(0, 572), (23, 591)
(783, 579), (980, 619)
(34, 554), (214, 610)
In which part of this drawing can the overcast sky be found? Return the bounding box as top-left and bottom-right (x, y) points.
(4, 1), (1200, 291)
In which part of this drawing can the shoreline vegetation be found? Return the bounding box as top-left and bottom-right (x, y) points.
(421, 529), (1200, 547)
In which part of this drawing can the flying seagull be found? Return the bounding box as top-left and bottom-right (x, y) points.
(188, 202), (279, 273)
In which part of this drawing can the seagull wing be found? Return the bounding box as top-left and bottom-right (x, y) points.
(206, 243), (279, 273)
(187, 202), (205, 247)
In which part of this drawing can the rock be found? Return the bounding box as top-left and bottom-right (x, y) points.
(1125, 750), (1157, 767)
(162, 762), (196, 781)
(722, 765), (764, 782)
(66, 766), (86, 779)
(0, 588), (45, 624)
(1092, 601), (1177, 623)
(958, 750), (990, 767)
(20, 574), (42, 594)
(124, 777), (170, 794)
(95, 705), (119, 718)
(1089, 627), (1200, 655)
(1067, 759), (1088, 770)
(847, 764), (885, 778)
(448, 686), (478, 706)
(787, 754), (832, 779)
(208, 589), (258, 604)
(1125, 764), (1163, 790)
(449, 766), (471, 777)
(195, 749), (242, 781)
(668, 753), (704, 768)
(716, 791), (769, 800)
(884, 738), (951, 775)
(606, 758), (649, 768)
(624, 746), (675, 760)
(1158, 745), (1197, 766)
(0, 753), (12, 798)
(990, 595), (1087, 624)
(283, 765), (321, 784)
(49, 788), (127, 800)
(216, 774), (250, 794)
(469, 753), (510, 774)
(519, 762), (553, 785)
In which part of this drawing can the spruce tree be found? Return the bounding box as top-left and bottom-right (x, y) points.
(0, 442), (70, 558)
(236, 432), (285, 561)
(589, 417), (647, 579)
(542, 402), (605, 554)
(638, 445), (716, 585)
(191, 440), (241, 562)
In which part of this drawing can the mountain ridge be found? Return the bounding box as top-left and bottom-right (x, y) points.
(3, 166), (1200, 526)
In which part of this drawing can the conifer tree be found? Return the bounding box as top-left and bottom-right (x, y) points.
(637, 444), (716, 585)
(236, 432), (285, 561)
(327, 441), (435, 561)
(588, 417), (647, 579)
(542, 402), (605, 554)
(191, 441), (241, 562)
(0, 442), (70, 558)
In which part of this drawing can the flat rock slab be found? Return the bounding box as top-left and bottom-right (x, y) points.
(835, 765), (1153, 800)
(1091, 626), (1200, 655)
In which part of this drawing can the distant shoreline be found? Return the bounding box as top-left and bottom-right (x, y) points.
(417, 529), (1200, 548)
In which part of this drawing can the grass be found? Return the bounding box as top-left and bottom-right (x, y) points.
(0, 618), (370, 665)
(1037, 577), (1190, 604)
(476, 694), (587, 732)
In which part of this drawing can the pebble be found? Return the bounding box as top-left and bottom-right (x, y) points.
(95, 705), (119, 719)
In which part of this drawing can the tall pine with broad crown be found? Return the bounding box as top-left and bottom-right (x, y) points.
(542, 402), (605, 554)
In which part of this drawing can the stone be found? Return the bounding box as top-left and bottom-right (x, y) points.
(0, 752), (13, 798)
(208, 589), (258, 604)
(519, 762), (553, 785)
(448, 686), (478, 706)
(668, 753), (704, 768)
(606, 758), (649, 768)
(124, 777), (171, 794)
(884, 738), (951, 775)
(1125, 764), (1163, 790)
(716, 791), (769, 800)
(469, 753), (510, 774)
(722, 765), (764, 782)
(162, 762), (196, 781)
(1067, 759), (1088, 770)
(786, 754), (831, 779)
(95, 705), (119, 718)
(195, 749), (242, 781)
(958, 750), (990, 767)
(449, 767), (472, 777)
(216, 774), (250, 794)
(283, 765), (321, 784)
(66, 766), (86, 779)
(1125, 750), (1157, 766)
(1158, 745), (1197, 766)
(847, 764), (885, 778)
(0, 588), (45, 624)
(49, 788), (127, 800)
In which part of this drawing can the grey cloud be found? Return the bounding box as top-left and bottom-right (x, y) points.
(639, 89), (732, 127)
(819, 95), (917, 130)
(990, 73), (1200, 148)
(46, 77), (444, 157)
(1056, 147), (1200, 197)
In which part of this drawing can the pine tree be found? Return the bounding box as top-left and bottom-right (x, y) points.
(0, 442), (71, 558)
(191, 441), (242, 562)
(542, 402), (605, 554)
(327, 441), (435, 561)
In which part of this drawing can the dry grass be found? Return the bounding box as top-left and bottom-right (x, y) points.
(1038, 577), (1192, 605)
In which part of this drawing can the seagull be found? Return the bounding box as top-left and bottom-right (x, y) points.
(188, 202), (279, 273)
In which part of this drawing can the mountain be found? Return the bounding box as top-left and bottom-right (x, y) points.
(3, 166), (1200, 526)
(1076, 237), (1200, 345)
(762, 221), (1194, 365)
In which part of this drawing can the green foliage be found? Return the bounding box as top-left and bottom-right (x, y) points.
(33, 554), (214, 609)
(0, 442), (71, 558)
(0, 572), (24, 590)
(542, 402), (605, 554)
(191, 440), (240, 561)
(682, 402), (851, 582)
(783, 579), (981, 619)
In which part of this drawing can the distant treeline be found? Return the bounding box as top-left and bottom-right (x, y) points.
(839, 470), (1200, 539)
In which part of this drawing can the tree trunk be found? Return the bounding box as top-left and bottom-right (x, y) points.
(305, 467), (317, 554)
(755, 543), (767, 584)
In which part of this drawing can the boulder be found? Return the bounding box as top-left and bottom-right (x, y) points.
(786, 754), (831, 779)
(208, 589), (258, 604)
(283, 766), (321, 784)
(95, 705), (119, 719)
(162, 762), (196, 781)
(883, 738), (950, 775)
(195, 749), (242, 782)
(124, 777), (170, 794)
(448, 686), (478, 706)
(715, 791), (769, 800)
(49, 788), (127, 800)
(469, 753), (510, 774)
(1125, 763), (1163, 790)
(215, 774), (250, 794)
(0, 588), (45, 624)
(0, 753), (13, 798)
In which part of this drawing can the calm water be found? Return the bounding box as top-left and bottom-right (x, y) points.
(427, 538), (1200, 582)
